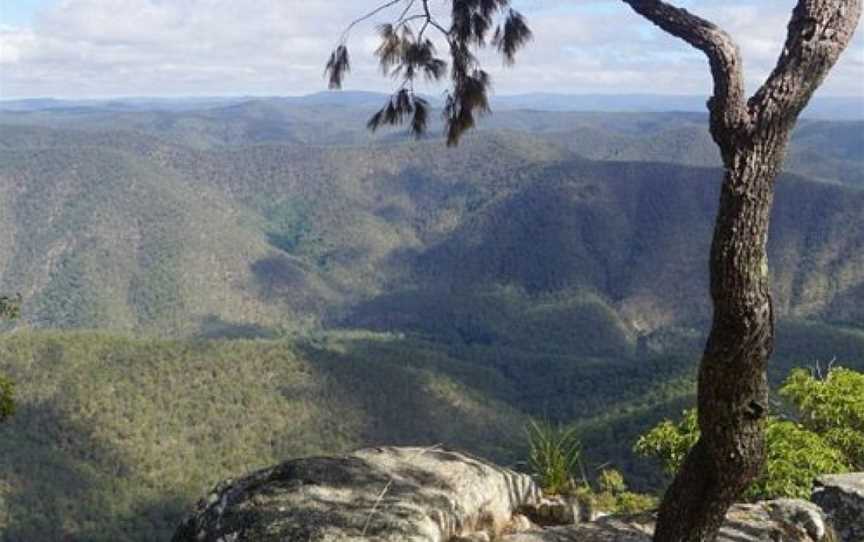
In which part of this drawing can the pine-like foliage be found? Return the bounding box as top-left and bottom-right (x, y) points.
(325, 0), (532, 145)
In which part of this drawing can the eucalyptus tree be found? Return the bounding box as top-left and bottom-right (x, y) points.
(325, 1), (861, 540)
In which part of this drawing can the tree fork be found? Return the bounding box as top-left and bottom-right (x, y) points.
(645, 1), (862, 540)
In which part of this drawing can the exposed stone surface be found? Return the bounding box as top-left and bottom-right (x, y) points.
(500, 515), (651, 542)
(812, 473), (864, 542)
(501, 501), (825, 542)
(763, 499), (826, 541)
(173, 447), (853, 542)
(520, 496), (583, 526)
(171, 446), (541, 542)
(508, 514), (538, 533)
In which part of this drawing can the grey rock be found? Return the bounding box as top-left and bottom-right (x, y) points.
(172, 446), (541, 542)
(520, 496), (582, 526)
(500, 515), (651, 542)
(763, 499), (826, 541)
(451, 533), (491, 542)
(812, 473), (864, 542)
(508, 514), (538, 533)
(501, 502), (825, 542)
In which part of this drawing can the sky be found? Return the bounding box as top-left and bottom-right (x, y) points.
(0, 0), (863, 99)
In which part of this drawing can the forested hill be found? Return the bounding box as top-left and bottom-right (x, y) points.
(1, 97), (862, 540)
(0, 101), (862, 337)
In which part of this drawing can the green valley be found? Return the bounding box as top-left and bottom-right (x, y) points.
(0, 97), (862, 540)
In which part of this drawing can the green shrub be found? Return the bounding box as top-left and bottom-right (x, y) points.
(583, 468), (658, 514)
(745, 420), (849, 500)
(633, 409), (699, 476)
(780, 367), (864, 468)
(634, 366), (862, 501)
(614, 490), (658, 514)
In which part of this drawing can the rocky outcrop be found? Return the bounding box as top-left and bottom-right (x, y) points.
(812, 473), (864, 542)
(173, 448), (858, 542)
(501, 500), (826, 542)
(171, 446), (541, 542)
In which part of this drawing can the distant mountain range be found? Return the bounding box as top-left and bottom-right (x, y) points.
(2, 91), (863, 119)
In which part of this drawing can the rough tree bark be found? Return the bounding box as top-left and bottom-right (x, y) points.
(618, 1), (862, 541)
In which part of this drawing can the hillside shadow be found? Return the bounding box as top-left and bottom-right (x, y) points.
(197, 314), (279, 340)
(249, 253), (345, 316)
(0, 401), (186, 541)
(290, 338), (526, 466)
(289, 334), (700, 475)
(333, 159), (725, 350)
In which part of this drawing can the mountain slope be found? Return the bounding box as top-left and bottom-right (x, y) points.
(0, 101), (862, 541)
(1, 116), (862, 339)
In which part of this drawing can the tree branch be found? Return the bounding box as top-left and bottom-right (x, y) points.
(341, 0), (407, 42)
(621, 0), (750, 145)
(418, 0), (449, 40)
(749, 0), (862, 131)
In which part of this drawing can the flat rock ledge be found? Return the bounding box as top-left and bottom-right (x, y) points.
(172, 447), (856, 542)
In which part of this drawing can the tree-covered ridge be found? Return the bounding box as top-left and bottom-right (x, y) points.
(1, 327), (861, 540)
(0, 111), (862, 339)
(0, 101), (861, 539)
(0, 331), (526, 540)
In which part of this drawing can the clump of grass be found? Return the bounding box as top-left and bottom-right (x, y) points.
(526, 419), (584, 495)
(525, 419), (657, 515)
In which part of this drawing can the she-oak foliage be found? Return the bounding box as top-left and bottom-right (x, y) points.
(327, 1), (861, 540)
(326, 0), (531, 145)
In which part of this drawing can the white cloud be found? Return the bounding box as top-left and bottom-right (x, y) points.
(0, 0), (862, 98)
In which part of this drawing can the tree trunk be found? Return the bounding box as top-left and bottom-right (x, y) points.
(639, 1), (862, 538)
(653, 136), (787, 541)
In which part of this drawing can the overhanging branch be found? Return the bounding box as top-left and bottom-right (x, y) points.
(621, 0), (750, 145)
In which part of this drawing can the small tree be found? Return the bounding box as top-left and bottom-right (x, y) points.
(0, 294), (19, 422)
(326, 1), (861, 539)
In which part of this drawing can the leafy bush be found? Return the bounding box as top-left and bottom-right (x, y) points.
(524, 420), (658, 514)
(525, 419), (583, 495)
(590, 468), (658, 514)
(780, 367), (864, 468)
(633, 408), (699, 476)
(634, 365), (862, 500)
(745, 420), (848, 500)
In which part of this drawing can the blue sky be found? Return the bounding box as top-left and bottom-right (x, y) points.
(1, 0), (862, 99)
(0, 0), (52, 26)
